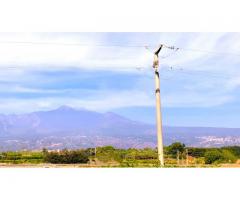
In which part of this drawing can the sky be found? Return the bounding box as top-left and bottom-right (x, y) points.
(0, 32), (240, 128)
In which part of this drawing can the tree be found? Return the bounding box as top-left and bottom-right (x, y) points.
(42, 148), (48, 155)
(204, 149), (223, 164)
(166, 142), (185, 158)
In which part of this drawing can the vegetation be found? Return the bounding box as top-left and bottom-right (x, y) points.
(43, 149), (89, 164)
(204, 149), (224, 164)
(0, 151), (43, 164)
(221, 146), (240, 157)
(165, 142), (186, 158)
(187, 147), (206, 157)
(204, 148), (237, 164)
(0, 143), (239, 167)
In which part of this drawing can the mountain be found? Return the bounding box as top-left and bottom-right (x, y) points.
(0, 106), (239, 151)
(0, 106), (153, 137)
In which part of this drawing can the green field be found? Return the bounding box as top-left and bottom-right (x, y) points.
(0, 151), (44, 164)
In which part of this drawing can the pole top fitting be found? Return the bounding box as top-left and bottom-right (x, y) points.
(154, 44), (163, 56)
(153, 44), (163, 68)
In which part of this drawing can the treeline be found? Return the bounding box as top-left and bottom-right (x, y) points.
(165, 142), (240, 164)
(0, 149), (89, 164)
(93, 143), (240, 165)
(0, 143), (239, 165)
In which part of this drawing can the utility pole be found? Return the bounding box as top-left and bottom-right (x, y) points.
(177, 150), (180, 165)
(94, 147), (97, 165)
(186, 148), (189, 166)
(153, 44), (164, 167)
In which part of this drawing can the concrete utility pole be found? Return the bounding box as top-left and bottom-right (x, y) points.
(153, 44), (164, 167)
(177, 150), (180, 165)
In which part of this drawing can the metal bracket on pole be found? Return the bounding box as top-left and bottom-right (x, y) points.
(153, 44), (163, 68)
(154, 44), (163, 57)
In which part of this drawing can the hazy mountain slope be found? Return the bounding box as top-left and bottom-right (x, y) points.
(0, 106), (154, 137)
(0, 106), (239, 150)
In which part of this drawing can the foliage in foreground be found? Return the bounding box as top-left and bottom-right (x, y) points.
(0, 143), (239, 166)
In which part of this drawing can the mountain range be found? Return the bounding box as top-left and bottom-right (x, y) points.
(0, 106), (239, 151)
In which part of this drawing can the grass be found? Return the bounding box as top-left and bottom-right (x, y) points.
(0, 151), (44, 164)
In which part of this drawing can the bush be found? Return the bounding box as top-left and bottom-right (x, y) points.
(187, 148), (206, 158)
(221, 146), (240, 158)
(43, 149), (89, 164)
(221, 149), (237, 163)
(204, 149), (223, 164)
(204, 149), (237, 164)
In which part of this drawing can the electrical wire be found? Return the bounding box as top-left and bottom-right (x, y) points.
(180, 47), (240, 57)
(0, 40), (240, 57)
(160, 48), (179, 59)
(0, 64), (236, 81)
(0, 41), (148, 48)
(0, 66), (148, 70)
(0, 65), (236, 82)
(162, 44), (240, 57)
(0, 41), (238, 81)
(1, 40), (240, 58)
(162, 66), (236, 80)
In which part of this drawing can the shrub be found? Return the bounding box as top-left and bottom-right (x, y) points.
(221, 146), (240, 158)
(187, 148), (206, 158)
(221, 149), (237, 163)
(204, 149), (223, 164)
(43, 149), (89, 164)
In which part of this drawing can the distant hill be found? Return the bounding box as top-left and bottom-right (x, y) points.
(0, 106), (239, 151)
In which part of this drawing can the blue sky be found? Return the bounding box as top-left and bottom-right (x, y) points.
(0, 33), (240, 128)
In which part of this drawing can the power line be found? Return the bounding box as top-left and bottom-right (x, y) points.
(165, 66), (234, 79)
(0, 41), (148, 48)
(162, 44), (240, 57)
(0, 65), (236, 81)
(160, 48), (179, 59)
(0, 64), (236, 81)
(1, 40), (240, 57)
(180, 47), (240, 57)
(0, 66), (148, 70)
(159, 66), (230, 80)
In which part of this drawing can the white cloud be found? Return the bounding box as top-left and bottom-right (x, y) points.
(162, 91), (234, 108)
(0, 89), (154, 114)
(0, 33), (239, 113)
(0, 81), (236, 115)
(0, 32), (239, 73)
(0, 33), (152, 71)
(0, 36), (90, 67)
